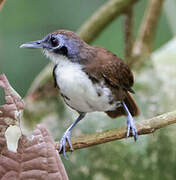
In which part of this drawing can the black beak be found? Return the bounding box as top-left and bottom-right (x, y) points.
(20, 40), (44, 49)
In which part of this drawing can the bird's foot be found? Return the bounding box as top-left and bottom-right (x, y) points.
(126, 115), (138, 141)
(58, 130), (73, 159)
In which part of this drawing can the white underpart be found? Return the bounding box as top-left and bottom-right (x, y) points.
(44, 51), (119, 113)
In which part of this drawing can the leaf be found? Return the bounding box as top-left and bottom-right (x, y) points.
(0, 125), (68, 180)
(0, 74), (68, 180)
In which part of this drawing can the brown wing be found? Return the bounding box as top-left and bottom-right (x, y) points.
(100, 58), (134, 93)
(83, 46), (139, 117)
(84, 46), (134, 92)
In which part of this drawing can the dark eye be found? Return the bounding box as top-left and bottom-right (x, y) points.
(50, 36), (59, 47)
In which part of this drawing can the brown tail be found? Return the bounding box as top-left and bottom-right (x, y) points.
(106, 92), (140, 118)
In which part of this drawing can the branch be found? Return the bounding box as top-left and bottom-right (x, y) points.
(56, 110), (176, 152)
(78, 0), (139, 43)
(124, 7), (134, 62)
(129, 0), (165, 69)
(0, 0), (6, 10)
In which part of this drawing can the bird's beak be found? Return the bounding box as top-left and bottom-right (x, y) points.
(20, 40), (44, 49)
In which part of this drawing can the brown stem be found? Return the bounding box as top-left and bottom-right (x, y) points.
(124, 7), (134, 63)
(56, 110), (176, 152)
(0, 0), (6, 10)
(129, 0), (165, 69)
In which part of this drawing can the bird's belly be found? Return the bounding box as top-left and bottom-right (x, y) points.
(55, 62), (119, 113)
(61, 82), (117, 112)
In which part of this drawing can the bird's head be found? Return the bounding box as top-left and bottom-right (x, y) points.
(20, 30), (89, 64)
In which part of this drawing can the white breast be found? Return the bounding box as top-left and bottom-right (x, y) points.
(49, 54), (118, 113)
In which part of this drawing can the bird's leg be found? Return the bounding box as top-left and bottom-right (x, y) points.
(122, 101), (138, 141)
(58, 112), (86, 159)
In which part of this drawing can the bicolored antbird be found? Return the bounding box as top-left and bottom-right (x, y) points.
(20, 30), (140, 158)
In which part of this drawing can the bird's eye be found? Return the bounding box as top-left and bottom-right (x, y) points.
(50, 36), (59, 47)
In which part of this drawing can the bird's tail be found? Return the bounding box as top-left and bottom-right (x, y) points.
(106, 92), (140, 118)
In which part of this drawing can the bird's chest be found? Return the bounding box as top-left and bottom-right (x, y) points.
(54, 59), (118, 112)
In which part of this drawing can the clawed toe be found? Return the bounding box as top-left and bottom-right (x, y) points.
(126, 116), (138, 141)
(122, 102), (138, 141)
(58, 131), (74, 159)
(58, 113), (86, 159)
(131, 126), (138, 141)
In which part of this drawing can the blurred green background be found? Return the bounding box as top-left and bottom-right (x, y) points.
(1, 0), (176, 179)
(0, 0), (172, 96)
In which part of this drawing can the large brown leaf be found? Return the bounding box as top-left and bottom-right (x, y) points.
(0, 74), (68, 180)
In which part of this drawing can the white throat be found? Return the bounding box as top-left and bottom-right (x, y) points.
(43, 49), (68, 65)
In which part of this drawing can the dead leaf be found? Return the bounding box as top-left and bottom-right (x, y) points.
(0, 74), (68, 180)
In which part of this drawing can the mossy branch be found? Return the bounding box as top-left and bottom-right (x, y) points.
(78, 0), (139, 43)
(56, 110), (176, 152)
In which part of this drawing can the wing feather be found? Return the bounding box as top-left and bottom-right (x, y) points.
(83, 46), (134, 93)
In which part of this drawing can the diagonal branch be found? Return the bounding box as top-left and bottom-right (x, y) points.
(0, 0), (6, 10)
(55, 110), (176, 152)
(78, 0), (139, 43)
(128, 0), (165, 69)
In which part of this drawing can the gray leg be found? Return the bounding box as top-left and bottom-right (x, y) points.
(58, 113), (86, 159)
(122, 101), (138, 141)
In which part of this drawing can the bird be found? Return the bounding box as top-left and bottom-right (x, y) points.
(20, 30), (140, 158)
